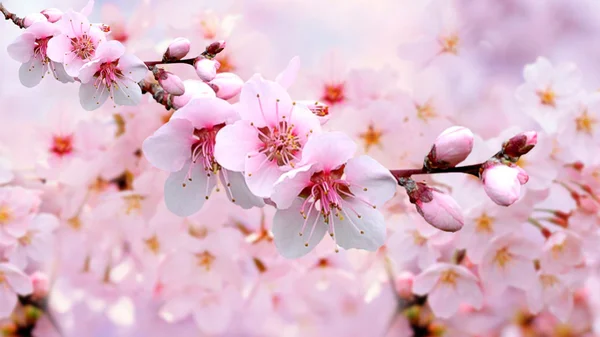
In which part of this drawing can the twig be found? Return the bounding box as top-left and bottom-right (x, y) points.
(0, 2), (26, 28)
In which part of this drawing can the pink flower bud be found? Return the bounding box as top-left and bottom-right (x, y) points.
(401, 179), (464, 232)
(502, 131), (537, 158)
(209, 72), (243, 100)
(40, 8), (63, 23)
(164, 37), (191, 61)
(194, 57), (220, 82)
(23, 13), (47, 28)
(395, 272), (415, 299)
(30, 272), (50, 299)
(157, 70), (185, 96)
(172, 80), (216, 109)
(425, 126), (474, 169)
(481, 162), (528, 206)
(206, 40), (226, 55)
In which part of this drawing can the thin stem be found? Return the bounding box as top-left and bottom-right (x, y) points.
(390, 163), (482, 180)
(0, 2), (26, 28)
(144, 58), (196, 67)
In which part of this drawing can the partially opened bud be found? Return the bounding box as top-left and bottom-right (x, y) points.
(209, 72), (243, 100)
(41, 8), (63, 22)
(156, 70), (185, 96)
(400, 179), (464, 232)
(502, 131), (538, 159)
(163, 37), (191, 61)
(481, 162), (528, 206)
(194, 57), (220, 82)
(172, 80), (216, 109)
(425, 126), (474, 169)
(206, 40), (226, 55)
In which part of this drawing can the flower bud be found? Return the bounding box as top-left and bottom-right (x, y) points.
(481, 162), (528, 206)
(425, 126), (474, 169)
(172, 80), (216, 109)
(40, 8), (63, 23)
(163, 37), (191, 61)
(209, 72), (243, 100)
(194, 57), (220, 82)
(395, 272), (415, 299)
(23, 13), (47, 28)
(30, 272), (50, 299)
(502, 131), (537, 158)
(206, 40), (226, 55)
(400, 179), (464, 232)
(156, 70), (185, 96)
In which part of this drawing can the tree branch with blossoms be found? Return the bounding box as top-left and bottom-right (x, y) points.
(3, 1), (583, 337)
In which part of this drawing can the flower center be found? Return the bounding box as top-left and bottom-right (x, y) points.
(493, 247), (513, 268)
(575, 109), (597, 134)
(412, 231), (427, 246)
(96, 60), (123, 89)
(358, 123), (383, 152)
(190, 125), (223, 173)
(51, 135), (74, 157)
(320, 83), (345, 106)
(216, 54), (235, 73)
(123, 194), (144, 215)
(540, 274), (559, 288)
(257, 122), (301, 167)
(296, 166), (375, 249)
(439, 269), (459, 286)
(18, 233), (32, 246)
(416, 100), (437, 122)
(440, 34), (459, 54)
(196, 251), (216, 271)
(537, 88), (556, 107)
(71, 34), (96, 60)
(145, 235), (160, 254)
(0, 205), (12, 225)
(475, 213), (494, 234)
(33, 37), (51, 64)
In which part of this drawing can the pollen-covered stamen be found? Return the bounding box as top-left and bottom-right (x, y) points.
(182, 124), (225, 193)
(256, 122), (301, 167)
(70, 33), (96, 60)
(91, 60), (138, 104)
(33, 37), (51, 66)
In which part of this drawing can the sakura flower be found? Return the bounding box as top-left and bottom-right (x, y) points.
(142, 97), (263, 217)
(527, 270), (574, 322)
(539, 230), (584, 274)
(515, 57), (582, 133)
(214, 75), (322, 198)
(479, 232), (542, 294)
(7, 213), (59, 269)
(46, 10), (106, 77)
(270, 132), (397, 258)
(7, 21), (71, 88)
(77, 40), (148, 111)
(0, 186), (41, 245)
(0, 263), (33, 319)
(413, 263), (483, 319)
(557, 93), (600, 163)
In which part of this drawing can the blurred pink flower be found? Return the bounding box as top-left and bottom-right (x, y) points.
(0, 262), (33, 318)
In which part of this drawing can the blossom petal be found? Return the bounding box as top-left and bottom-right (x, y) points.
(275, 56), (300, 89)
(239, 75), (293, 126)
(244, 155), (282, 198)
(118, 54), (148, 82)
(142, 118), (195, 172)
(77, 59), (101, 83)
(171, 97), (238, 130)
(7, 33), (35, 63)
(18, 58), (46, 88)
(428, 285), (460, 318)
(113, 78), (143, 106)
(0, 286), (17, 318)
(164, 161), (214, 217)
(214, 121), (262, 172)
(95, 40), (125, 62)
(159, 295), (194, 323)
(271, 164), (314, 210)
(272, 198), (327, 258)
(222, 170), (265, 209)
(300, 131), (357, 171)
(334, 201), (386, 251)
(345, 155), (397, 208)
(79, 81), (109, 111)
(46, 33), (72, 62)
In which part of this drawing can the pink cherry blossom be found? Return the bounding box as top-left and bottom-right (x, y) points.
(7, 21), (71, 87)
(270, 132), (397, 258)
(143, 97), (262, 216)
(77, 40), (148, 110)
(214, 74), (322, 198)
(413, 263), (483, 318)
(539, 230), (584, 274)
(7, 212), (59, 268)
(0, 263), (33, 318)
(481, 162), (529, 206)
(46, 10), (106, 77)
(0, 186), (41, 245)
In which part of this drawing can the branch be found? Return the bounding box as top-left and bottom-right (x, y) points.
(390, 163), (482, 181)
(139, 79), (176, 111)
(144, 58), (195, 67)
(0, 2), (26, 28)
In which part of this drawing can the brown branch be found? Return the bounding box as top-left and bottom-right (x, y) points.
(390, 163), (482, 181)
(139, 79), (175, 111)
(0, 3), (26, 28)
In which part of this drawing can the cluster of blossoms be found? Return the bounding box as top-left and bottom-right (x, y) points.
(0, 0), (600, 336)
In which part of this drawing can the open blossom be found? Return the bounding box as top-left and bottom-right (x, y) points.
(516, 57), (582, 133)
(539, 230), (584, 274)
(77, 40), (148, 110)
(269, 132), (397, 258)
(413, 263), (483, 318)
(0, 263), (33, 318)
(214, 75), (322, 198)
(7, 21), (71, 87)
(6, 213), (59, 269)
(46, 10), (106, 77)
(0, 187), (41, 245)
(527, 270), (575, 322)
(142, 97), (262, 217)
